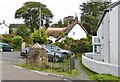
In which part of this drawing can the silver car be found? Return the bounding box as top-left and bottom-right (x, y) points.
(44, 44), (72, 58)
(20, 47), (65, 62)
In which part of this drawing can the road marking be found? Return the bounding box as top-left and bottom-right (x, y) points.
(13, 65), (71, 81)
(64, 79), (68, 81)
(63, 79), (73, 82)
(14, 66), (22, 69)
(31, 70), (48, 75)
(47, 73), (63, 78)
(0, 61), (4, 63)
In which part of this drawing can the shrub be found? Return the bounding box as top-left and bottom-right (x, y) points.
(2, 34), (14, 38)
(54, 37), (92, 55)
(71, 39), (92, 54)
(12, 36), (23, 50)
(2, 38), (12, 43)
(1, 34), (14, 44)
(30, 29), (48, 44)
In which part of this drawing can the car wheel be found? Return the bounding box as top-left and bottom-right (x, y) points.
(62, 53), (69, 58)
(53, 57), (59, 62)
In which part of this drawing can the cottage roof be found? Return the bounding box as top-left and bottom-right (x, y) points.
(64, 22), (88, 35)
(0, 34), (4, 38)
(45, 27), (67, 38)
(9, 24), (23, 28)
(56, 22), (88, 41)
(45, 21), (88, 42)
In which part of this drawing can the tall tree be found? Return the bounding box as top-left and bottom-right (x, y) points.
(15, 24), (30, 39)
(80, 0), (111, 35)
(15, 1), (53, 32)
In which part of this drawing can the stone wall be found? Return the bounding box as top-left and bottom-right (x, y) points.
(26, 43), (48, 68)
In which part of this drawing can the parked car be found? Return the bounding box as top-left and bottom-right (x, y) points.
(20, 47), (65, 62)
(0, 42), (13, 52)
(20, 47), (30, 58)
(44, 44), (72, 58)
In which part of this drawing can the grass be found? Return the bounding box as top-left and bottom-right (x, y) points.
(16, 59), (78, 77)
(75, 53), (82, 59)
(79, 60), (120, 82)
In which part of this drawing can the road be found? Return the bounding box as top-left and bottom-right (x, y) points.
(1, 52), (69, 81)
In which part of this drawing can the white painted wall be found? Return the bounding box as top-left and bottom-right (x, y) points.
(83, 2), (120, 77)
(118, 4), (120, 67)
(97, 12), (110, 63)
(68, 24), (86, 40)
(48, 36), (57, 43)
(103, 12), (110, 63)
(0, 24), (9, 34)
(82, 54), (119, 77)
(97, 23), (104, 60)
(97, 6), (119, 66)
(109, 6), (118, 66)
(59, 37), (66, 42)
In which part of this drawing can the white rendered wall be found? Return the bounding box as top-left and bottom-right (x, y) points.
(68, 24), (86, 40)
(0, 24), (9, 34)
(109, 6), (118, 66)
(118, 5), (120, 67)
(97, 22), (104, 60)
(82, 55), (119, 77)
(102, 12), (110, 63)
(118, 4), (120, 76)
(97, 12), (110, 63)
(48, 36), (57, 43)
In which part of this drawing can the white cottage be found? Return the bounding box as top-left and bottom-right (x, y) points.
(0, 23), (9, 34)
(82, 1), (120, 77)
(45, 16), (88, 43)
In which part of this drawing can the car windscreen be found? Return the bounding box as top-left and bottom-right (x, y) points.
(2, 44), (9, 48)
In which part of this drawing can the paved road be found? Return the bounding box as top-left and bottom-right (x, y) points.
(1, 52), (68, 81)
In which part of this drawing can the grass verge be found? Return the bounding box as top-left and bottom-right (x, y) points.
(16, 59), (78, 77)
(80, 60), (120, 82)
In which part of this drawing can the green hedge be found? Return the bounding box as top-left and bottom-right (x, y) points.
(12, 36), (23, 50)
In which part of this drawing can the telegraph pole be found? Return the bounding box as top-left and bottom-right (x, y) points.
(39, 7), (41, 37)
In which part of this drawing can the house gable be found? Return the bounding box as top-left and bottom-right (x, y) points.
(67, 24), (87, 40)
(45, 16), (88, 42)
(0, 24), (9, 34)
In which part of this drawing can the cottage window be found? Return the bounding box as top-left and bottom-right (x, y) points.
(73, 32), (75, 35)
(50, 36), (53, 38)
(94, 45), (101, 54)
(1, 27), (3, 29)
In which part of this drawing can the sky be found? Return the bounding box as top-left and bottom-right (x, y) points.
(0, 0), (118, 26)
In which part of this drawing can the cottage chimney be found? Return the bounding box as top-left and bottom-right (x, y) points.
(3, 20), (5, 24)
(75, 14), (78, 23)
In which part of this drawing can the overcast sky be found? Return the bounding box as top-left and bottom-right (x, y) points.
(0, 0), (118, 25)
